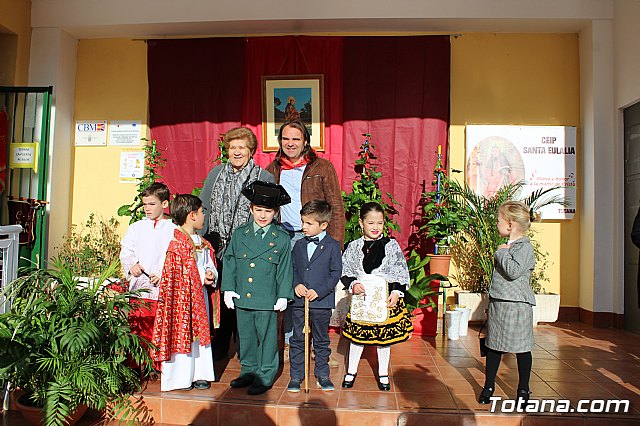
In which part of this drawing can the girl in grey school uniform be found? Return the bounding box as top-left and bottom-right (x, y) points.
(478, 201), (540, 404)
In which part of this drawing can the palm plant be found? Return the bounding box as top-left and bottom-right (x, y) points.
(447, 179), (567, 293)
(0, 260), (153, 426)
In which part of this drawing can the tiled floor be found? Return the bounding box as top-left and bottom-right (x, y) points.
(3, 321), (640, 425)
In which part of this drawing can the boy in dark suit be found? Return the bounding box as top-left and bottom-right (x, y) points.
(221, 181), (294, 395)
(287, 200), (342, 392)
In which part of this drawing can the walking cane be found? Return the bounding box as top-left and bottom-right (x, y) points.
(304, 297), (310, 394)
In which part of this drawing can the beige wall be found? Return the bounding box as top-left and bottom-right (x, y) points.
(0, 0), (31, 85)
(450, 33), (581, 306)
(72, 39), (148, 233)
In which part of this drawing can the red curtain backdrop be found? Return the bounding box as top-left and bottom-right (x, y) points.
(148, 38), (246, 193)
(341, 36), (450, 249)
(148, 36), (449, 249)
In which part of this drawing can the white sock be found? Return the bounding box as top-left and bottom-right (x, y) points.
(347, 342), (364, 376)
(377, 346), (390, 383)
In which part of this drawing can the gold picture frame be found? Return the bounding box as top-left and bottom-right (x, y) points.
(261, 74), (324, 152)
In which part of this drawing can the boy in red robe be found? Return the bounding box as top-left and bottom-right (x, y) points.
(151, 194), (218, 391)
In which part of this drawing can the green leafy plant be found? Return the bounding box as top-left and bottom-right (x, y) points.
(404, 250), (446, 313)
(0, 260), (154, 426)
(342, 134), (400, 245)
(117, 139), (166, 224)
(418, 159), (470, 253)
(448, 180), (566, 293)
(56, 214), (121, 277)
(529, 229), (551, 294)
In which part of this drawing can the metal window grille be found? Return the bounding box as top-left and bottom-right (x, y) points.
(0, 224), (21, 411)
(0, 224), (21, 315)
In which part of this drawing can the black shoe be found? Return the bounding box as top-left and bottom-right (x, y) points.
(377, 375), (391, 391)
(341, 373), (357, 388)
(316, 376), (334, 392)
(478, 387), (494, 404)
(517, 389), (531, 402)
(247, 383), (272, 395)
(193, 380), (211, 390)
(230, 375), (254, 388)
(287, 378), (302, 393)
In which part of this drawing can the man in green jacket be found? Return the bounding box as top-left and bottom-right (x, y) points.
(221, 181), (294, 395)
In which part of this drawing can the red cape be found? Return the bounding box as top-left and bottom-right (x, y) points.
(151, 229), (218, 362)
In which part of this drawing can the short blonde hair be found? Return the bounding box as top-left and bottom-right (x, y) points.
(223, 127), (258, 155)
(499, 200), (540, 231)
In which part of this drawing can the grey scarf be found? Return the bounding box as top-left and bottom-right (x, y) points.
(209, 158), (261, 256)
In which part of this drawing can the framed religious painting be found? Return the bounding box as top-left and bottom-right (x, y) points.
(261, 74), (324, 152)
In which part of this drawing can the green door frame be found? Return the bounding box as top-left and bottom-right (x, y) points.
(0, 86), (53, 267)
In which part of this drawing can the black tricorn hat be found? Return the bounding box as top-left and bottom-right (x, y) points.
(241, 180), (291, 208)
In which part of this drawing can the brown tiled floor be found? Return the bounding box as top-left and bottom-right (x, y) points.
(3, 321), (640, 425)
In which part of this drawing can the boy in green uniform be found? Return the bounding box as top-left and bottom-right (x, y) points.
(221, 180), (294, 395)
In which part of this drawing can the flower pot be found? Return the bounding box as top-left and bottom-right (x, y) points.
(533, 293), (560, 326)
(446, 310), (462, 340)
(454, 290), (489, 322)
(16, 394), (88, 426)
(428, 254), (451, 276)
(454, 307), (471, 336)
(411, 280), (441, 337)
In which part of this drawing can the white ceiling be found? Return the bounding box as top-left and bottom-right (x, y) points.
(30, 0), (613, 39)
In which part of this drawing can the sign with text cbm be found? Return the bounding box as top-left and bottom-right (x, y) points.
(466, 125), (576, 220)
(75, 120), (107, 146)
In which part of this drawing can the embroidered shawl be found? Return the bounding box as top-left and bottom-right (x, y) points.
(151, 229), (217, 362)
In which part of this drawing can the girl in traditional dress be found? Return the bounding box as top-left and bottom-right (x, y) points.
(340, 202), (413, 391)
(478, 201), (538, 404)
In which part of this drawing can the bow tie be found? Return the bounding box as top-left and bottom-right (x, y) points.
(306, 236), (320, 244)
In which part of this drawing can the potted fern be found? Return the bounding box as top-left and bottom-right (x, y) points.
(0, 261), (154, 426)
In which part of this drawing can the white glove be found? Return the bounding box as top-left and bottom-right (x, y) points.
(273, 298), (288, 312)
(224, 291), (240, 309)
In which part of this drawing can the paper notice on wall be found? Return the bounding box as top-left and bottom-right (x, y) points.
(465, 125), (576, 219)
(108, 120), (142, 146)
(119, 148), (145, 183)
(9, 142), (39, 172)
(75, 120), (107, 146)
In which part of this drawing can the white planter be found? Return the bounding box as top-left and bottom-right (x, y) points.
(454, 290), (489, 322)
(456, 290), (560, 326)
(454, 307), (471, 336)
(533, 293), (560, 326)
(446, 310), (462, 340)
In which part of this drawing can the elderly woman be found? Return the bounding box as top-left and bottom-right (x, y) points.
(199, 127), (274, 360)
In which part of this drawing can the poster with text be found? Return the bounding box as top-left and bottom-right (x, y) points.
(466, 125), (576, 220)
(108, 120), (142, 146)
(119, 148), (145, 183)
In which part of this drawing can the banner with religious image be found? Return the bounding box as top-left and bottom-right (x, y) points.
(466, 125), (576, 220)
